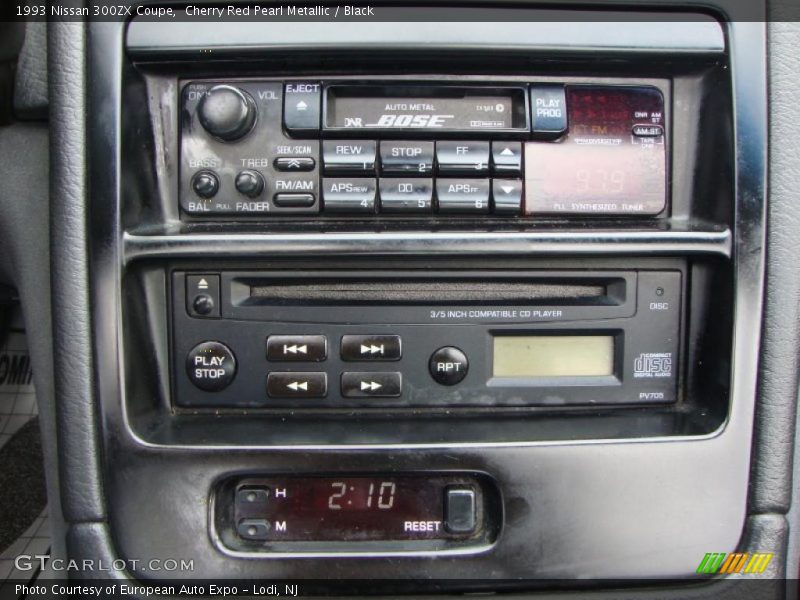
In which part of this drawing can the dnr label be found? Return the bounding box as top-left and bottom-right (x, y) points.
(0, 352), (33, 387)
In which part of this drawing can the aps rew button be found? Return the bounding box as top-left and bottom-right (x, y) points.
(322, 178), (377, 213)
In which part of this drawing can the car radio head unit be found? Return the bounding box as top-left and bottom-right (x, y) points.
(179, 77), (668, 219)
(172, 266), (683, 410)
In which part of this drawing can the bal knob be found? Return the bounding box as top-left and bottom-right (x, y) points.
(197, 85), (257, 141)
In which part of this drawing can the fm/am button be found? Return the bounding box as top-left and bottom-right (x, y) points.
(272, 177), (318, 211)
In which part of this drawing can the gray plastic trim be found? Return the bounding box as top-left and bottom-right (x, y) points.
(122, 229), (732, 264)
(126, 11), (725, 57)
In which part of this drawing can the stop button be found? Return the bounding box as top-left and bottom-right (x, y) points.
(186, 341), (237, 391)
(429, 346), (469, 386)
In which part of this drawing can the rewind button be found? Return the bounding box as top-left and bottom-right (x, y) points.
(267, 372), (327, 399)
(341, 372), (402, 398)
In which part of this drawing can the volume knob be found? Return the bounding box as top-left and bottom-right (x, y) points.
(197, 85), (257, 142)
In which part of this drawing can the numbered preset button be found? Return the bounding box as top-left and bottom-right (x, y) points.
(322, 178), (377, 213)
(379, 178), (433, 213)
(322, 140), (377, 174)
(379, 141), (434, 175)
(436, 179), (490, 214)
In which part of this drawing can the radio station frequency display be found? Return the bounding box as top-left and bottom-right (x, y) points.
(325, 85), (529, 133)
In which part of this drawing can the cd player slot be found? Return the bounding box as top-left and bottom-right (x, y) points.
(240, 278), (622, 307)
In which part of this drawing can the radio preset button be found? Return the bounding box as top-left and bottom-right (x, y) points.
(273, 193), (316, 208)
(191, 170), (219, 199)
(341, 335), (402, 361)
(283, 82), (321, 134)
(436, 179), (490, 213)
(323, 140), (377, 173)
(436, 141), (490, 175)
(235, 170), (265, 197)
(429, 346), (469, 385)
(267, 372), (327, 399)
(341, 372), (402, 398)
(186, 341), (237, 392)
(267, 335), (327, 362)
(322, 178), (377, 213)
(491, 142), (523, 175)
(379, 141), (434, 175)
(492, 179), (523, 215)
(530, 85), (568, 137)
(274, 157), (316, 172)
(379, 178), (433, 213)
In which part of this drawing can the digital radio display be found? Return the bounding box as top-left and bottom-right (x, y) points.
(493, 335), (615, 378)
(525, 86), (666, 216)
(231, 476), (481, 542)
(325, 85), (529, 133)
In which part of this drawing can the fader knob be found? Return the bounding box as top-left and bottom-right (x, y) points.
(197, 85), (257, 141)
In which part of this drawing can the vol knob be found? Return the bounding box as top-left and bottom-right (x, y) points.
(197, 85), (257, 141)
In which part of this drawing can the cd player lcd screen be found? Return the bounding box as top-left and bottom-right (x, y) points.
(493, 335), (614, 378)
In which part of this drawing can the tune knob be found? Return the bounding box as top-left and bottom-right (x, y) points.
(197, 85), (257, 141)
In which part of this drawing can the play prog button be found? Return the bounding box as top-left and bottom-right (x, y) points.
(429, 346), (469, 386)
(186, 341), (237, 391)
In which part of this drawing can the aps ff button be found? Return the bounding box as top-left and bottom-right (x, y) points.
(429, 346), (469, 385)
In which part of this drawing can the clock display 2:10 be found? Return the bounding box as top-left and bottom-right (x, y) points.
(327, 480), (397, 510)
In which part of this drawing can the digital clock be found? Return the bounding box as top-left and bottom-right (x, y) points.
(226, 475), (489, 543)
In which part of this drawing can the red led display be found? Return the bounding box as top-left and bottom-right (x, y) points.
(525, 86), (666, 216)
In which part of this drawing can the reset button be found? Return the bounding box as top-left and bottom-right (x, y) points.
(444, 488), (476, 534)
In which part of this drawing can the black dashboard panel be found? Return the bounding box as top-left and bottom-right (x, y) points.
(36, 1), (799, 595)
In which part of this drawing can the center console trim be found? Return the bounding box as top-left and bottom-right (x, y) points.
(122, 228), (732, 264)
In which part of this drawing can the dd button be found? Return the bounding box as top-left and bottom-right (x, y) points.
(186, 341), (237, 391)
(429, 346), (469, 386)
